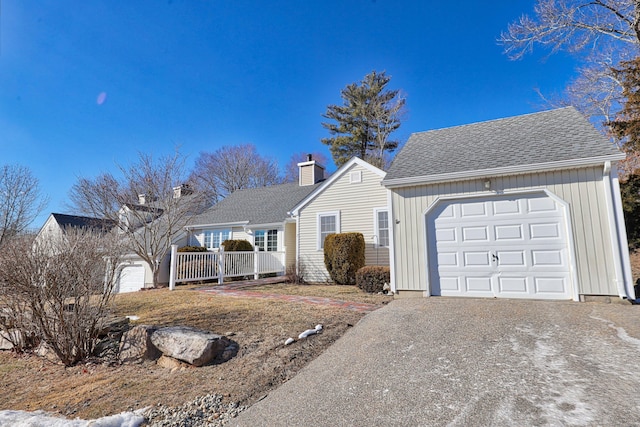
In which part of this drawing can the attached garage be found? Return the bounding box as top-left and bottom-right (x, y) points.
(117, 264), (145, 293)
(428, 192), (574, 300)
(383, 107), (636, 302)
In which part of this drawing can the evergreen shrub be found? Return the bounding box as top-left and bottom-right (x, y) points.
(356, 266), (390, 293)
(323, 232), (365, 285)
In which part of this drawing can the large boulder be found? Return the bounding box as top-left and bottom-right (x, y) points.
(119, 325), (161, 363)
(150, 326), (229, 367)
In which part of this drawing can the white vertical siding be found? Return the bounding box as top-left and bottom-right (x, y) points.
(391, 167), (617, 296)
(298, 163), (390, 283)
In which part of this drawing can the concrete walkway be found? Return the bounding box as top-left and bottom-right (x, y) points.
(231, 297), (640, 427)
(195, 279), (379, 313)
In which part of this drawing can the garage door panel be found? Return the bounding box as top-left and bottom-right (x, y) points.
(496, 251), (526, 266)
(495, 224), (523, 240)
(466, 277), (492, 293)
(493, 199), (521, 215)
(464, 252), (490, 266)
(435, 227), (457, 242)
(534, 277), (568, 294)
(528, 196), (558, 213)
(462, 226), (489, 241)
(437, 252), (458, 267)
(529, 223), (561, 239)
(439, 277), (460, 292)
(497, 276), (528, 293)
(460, 202), (487, 217)
(429, 193), (572, 300)
(532, 250), (564, 266)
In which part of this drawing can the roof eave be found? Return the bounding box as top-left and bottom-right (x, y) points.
(185, 221), (249, 230)
(382, 154), (625, 188)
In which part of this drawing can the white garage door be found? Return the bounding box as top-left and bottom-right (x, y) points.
(428, 193), (573, 300)
(117, 265), (145, 293)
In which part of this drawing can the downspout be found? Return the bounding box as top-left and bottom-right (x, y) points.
(610, 164), (636, 301)
(386, 189), (397, 294)
(602, 162), (633, 300)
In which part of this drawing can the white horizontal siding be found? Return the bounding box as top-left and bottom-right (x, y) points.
(391, 167), (617, 296)
(298, 163), (389, 283)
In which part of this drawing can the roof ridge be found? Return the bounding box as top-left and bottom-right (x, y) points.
(409, 106), (576, 137)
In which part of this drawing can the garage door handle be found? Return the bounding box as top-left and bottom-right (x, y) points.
(491, 253), (499, 262)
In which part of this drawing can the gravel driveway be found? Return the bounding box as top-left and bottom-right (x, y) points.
(232, 297), (640, 426)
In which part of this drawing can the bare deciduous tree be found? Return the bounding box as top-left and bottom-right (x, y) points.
(0, 164), (48, 247)
(283, 151), (330, 183)
(189, 144), (281, 201)
(0, 228), (126, 366)
(499, 0), (640, 127)
(69, 151), (206, 287)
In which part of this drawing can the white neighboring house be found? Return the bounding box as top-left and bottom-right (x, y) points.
(36, 213), (116, 246)
(115, 187), (205, 293)
(289, 157), (390, 283)
(36, 212), (149, 294)
(383, 107), (635, 302)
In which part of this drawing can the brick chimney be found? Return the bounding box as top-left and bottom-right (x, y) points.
(297, 154), (325, 186)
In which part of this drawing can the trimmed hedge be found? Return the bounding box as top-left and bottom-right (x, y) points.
(221, 239), (254, 251)
(323, 232), (365, 285)
(356, 266), (391, 293)
(177, 245), (208, 252)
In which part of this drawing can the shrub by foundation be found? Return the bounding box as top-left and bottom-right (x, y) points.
(356, 266), (391, 293)
(324, 233), (365, 285)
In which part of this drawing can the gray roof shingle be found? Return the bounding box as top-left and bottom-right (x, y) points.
(384, 107), (624, 184)
(188, 182), (321, 227)
(51, 213), (116, 232)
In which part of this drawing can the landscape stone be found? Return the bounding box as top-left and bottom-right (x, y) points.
(119, 325), (161, 363)
(151, 326), (229, 367)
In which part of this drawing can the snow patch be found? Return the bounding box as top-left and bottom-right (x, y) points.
(589, 315), (640, 351)
(0, 410), (144, 427)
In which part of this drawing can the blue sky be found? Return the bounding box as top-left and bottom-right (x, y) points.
(1, 1), (579, 228)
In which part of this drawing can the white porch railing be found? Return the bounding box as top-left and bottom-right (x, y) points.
(168, 245), (286, 290)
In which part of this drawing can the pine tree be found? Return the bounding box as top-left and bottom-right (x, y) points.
(609, 57), (640, 152)
(321, 71), (405, 168)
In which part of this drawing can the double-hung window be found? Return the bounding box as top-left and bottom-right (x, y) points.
(255, 229), (278, 251)
(317, 211), (340, 250)
(375, 209), (390, 247)
(203, 229), (230, 250)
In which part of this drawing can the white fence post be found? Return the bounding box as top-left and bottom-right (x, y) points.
(169, 244), (178, 291)
(218, 247), (225, 284)
(254, 247), (259, 280)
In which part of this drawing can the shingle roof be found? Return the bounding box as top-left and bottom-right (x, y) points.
(384, 107), (624, 184)
(51, 213), (116, 232)
(188, 182), (321, 227)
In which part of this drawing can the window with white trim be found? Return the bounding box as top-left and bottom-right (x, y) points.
(317, 212), (340, 250)
(255, 229), (278, 251)
(203, 229), (230, 249)
(375, 209), (390, 247)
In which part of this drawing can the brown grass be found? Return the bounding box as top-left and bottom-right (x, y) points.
(0, 284), (390, 419)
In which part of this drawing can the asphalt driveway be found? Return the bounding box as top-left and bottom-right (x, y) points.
(232, 297), (640, 426)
